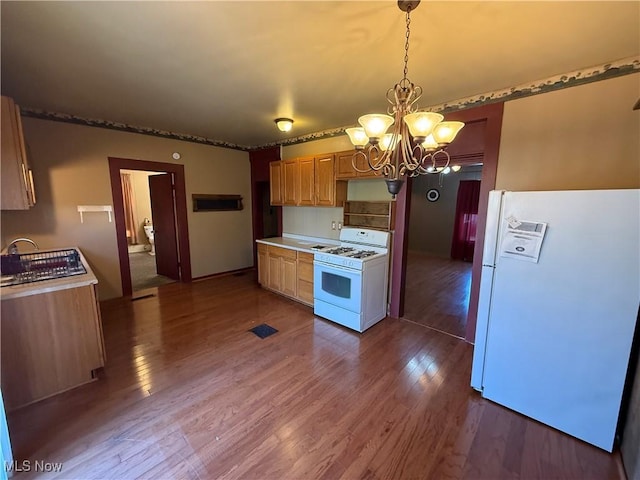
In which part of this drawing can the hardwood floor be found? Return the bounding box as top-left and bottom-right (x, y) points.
(403, 251), (472, 338)
(6, 273), (623, 479)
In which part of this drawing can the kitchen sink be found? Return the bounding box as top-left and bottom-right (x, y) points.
(1, 248), (86, 287)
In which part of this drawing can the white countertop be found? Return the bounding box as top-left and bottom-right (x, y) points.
(1, 247), (98, 300)
(256, 233), (339, 253)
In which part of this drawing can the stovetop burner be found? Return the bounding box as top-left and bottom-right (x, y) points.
(347, 250), (378, 259)
(320, 247), (380, 260)
(324, 247), (355, 255)
(312, 228), (389, 269)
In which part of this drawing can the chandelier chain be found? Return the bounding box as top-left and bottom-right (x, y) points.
(403, 7), (411, 81)
(347, 0), (464, 197)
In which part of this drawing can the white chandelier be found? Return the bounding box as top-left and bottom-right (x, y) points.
(346, 0), (465, 197)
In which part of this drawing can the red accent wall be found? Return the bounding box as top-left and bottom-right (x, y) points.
(249, 147), (282, 267)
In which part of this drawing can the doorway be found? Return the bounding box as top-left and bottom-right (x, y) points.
(257, 181), (279, 239)
(109, 158), (192, 297)
(390, 102), (504, 342)
(403, 166), (483, 338)
(120, 169), (176, 292)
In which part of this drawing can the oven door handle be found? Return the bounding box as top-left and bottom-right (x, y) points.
(313, 261), (362, 275)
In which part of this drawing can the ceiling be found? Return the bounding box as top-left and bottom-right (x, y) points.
(1, 1), (638, 149)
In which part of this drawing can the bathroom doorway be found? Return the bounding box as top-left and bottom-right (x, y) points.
(120, 169), (175, 291)
(109, 157), (192, 297)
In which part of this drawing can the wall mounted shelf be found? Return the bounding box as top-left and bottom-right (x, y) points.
(343, 201), (395, 231)
(77, 205), (113, 223)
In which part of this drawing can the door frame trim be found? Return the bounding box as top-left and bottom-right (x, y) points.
(249, 147), (282, 269)
(389, 102), (504, 343)
(108, 157), (192, 296)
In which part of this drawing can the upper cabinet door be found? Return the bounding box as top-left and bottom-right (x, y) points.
(269, 161), (284, 206)
(314, 154), (336, 206)
(334, 149), (378, 179)
(283, 159), (300, 205)
(1, 96), (35, 210)
(335, 150), (358, 179)
(298, 156), (315, 206)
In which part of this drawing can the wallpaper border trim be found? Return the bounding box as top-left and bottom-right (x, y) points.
(20, 56), (639, 152)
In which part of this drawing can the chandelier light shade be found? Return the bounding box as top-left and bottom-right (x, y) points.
(358, 114), (395, 140)
(432, 121), (465, 145)
(346, 0), (465, 197)
(403, 112), (443, 142)
(345, 127), (369, 148)
(275, 118), (294, 132)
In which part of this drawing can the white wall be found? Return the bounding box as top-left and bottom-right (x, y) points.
(282, 206), (343, 240)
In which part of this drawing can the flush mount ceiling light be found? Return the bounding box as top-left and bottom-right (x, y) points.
(346, 0), (464, 197)
(274, 118), (294, 132)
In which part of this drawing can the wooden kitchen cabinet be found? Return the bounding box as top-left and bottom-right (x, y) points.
(283, 159), (300, 205)
(257, 243), (269, 286)
(270, 158), (302, 207)
(298, 156), (316, 206)
(299, 154), (346, 207)
(257, 244), (314, 306)
(1, 284), (105, 411)
(266, 245), (297, 298)
(315, 154), (341, 206)
(267, 254), (282, 291)
(281, 255), (297, 297)
(335, 150), (379, 180)
(270, 154), (346, 207)
(269, 161), (284, 205)
(1, 95), (36, 210)
(296, 252), (314, 305)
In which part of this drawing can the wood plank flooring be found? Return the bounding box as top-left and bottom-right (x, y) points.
(403, 251), (472, 338)
(6, 273), (623, 479)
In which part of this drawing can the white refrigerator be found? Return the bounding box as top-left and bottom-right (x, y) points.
(471, 189), (640, 452)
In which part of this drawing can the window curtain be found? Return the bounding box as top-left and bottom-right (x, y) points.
(451, 180), (481, 262)
(120, 173), (138, 245)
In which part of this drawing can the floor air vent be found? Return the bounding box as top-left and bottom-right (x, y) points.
(249, 324), (278, 339)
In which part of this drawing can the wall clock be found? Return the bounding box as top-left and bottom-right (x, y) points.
(426, 188), (440, 202)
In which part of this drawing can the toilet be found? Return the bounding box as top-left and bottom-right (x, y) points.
(143, 224), (155, 256)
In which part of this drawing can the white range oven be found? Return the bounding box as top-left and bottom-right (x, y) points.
(313, 228), (390, 333)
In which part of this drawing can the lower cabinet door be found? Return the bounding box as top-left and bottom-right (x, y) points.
(281, 257), (297, 297)
(268, 255), (281, 291)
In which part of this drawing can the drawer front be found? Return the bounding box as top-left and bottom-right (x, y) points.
(298, 260), (314, 283)
(298, 252), (314, 263)
(257, 242), (268, 253)
(268, 245), (297, 260)
(297, 279), (314, 305)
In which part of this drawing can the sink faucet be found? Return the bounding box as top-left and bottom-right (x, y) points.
(2, 238), (39, 255)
